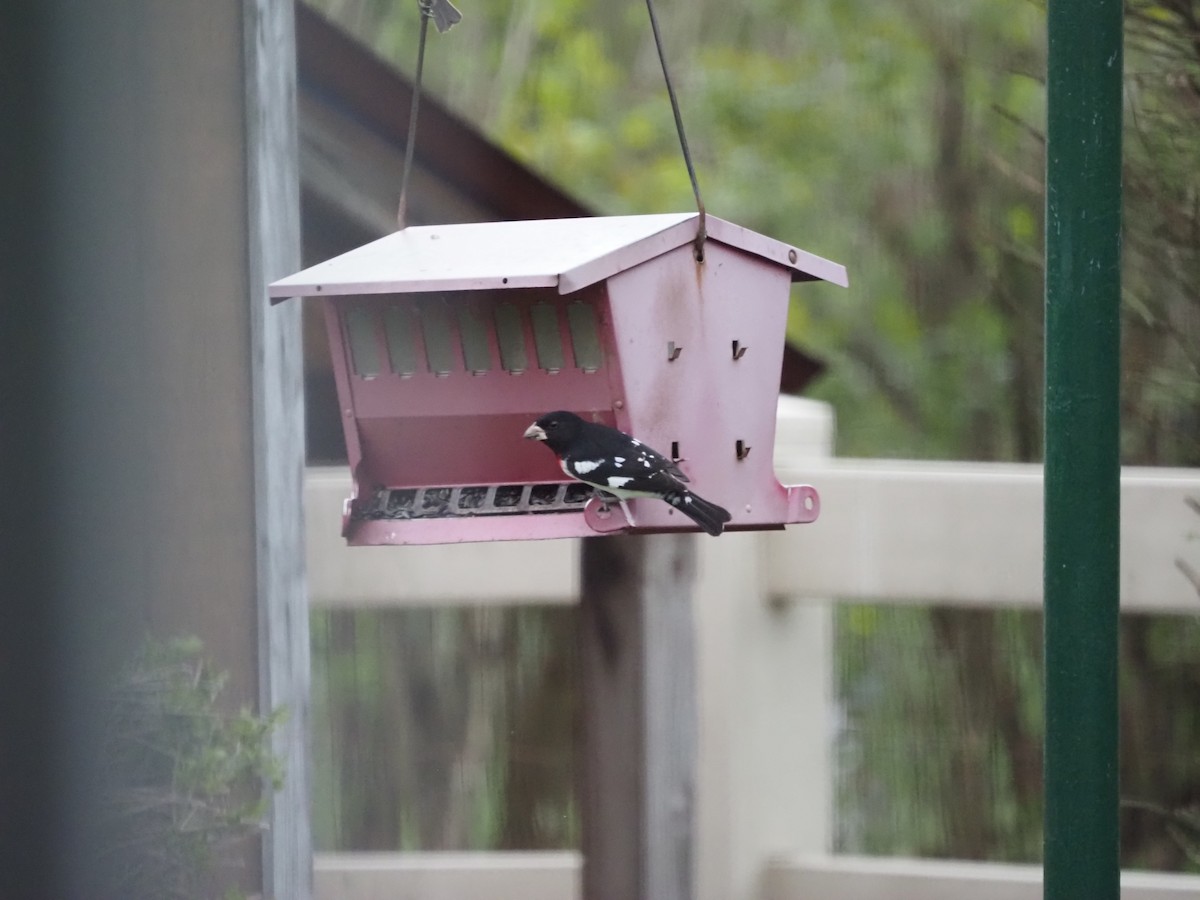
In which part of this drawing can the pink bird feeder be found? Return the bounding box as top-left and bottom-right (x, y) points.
(270, 213), (847, 545)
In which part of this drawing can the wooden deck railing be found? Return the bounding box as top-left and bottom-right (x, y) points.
(305, 399), (1200, 900)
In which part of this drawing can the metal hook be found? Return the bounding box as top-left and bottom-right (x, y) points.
(423, 0), (462, 33)
(667, 341), (683, 361)
(732, 340), (748, 360)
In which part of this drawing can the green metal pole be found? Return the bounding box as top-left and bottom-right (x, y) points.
(1043, 0), (1123, 898)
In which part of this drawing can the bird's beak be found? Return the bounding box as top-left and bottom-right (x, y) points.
(524, 423), (547, 441)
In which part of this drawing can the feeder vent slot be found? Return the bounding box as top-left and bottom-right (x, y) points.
(420, 300), (458, 376)
(457, 306), (493, 375)
(353, 482), (595, 521)
(494, 303), (528, 374)
(342, 295), (607, 380)
(383, 307), (419, 376)
(346, 308), (381, 378)
(530, 303), (565, 373)
(566, 302), (602, 373)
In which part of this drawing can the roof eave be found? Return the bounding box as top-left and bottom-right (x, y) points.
(268, 213), (848, 300)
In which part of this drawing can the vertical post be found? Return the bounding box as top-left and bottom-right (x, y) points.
(0, 6), (61, 894)
(1043, 1), (1122, 898)
(244, 1), (311, 897)
(580, 534), (697, 900)
(695, 397), (835, 900)
(0, 1), (309, 895)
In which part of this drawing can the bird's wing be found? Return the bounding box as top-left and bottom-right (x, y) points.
(563, 447), (688, 496)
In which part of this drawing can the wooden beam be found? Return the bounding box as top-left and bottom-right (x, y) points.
(580, 534), (697, 900)
(244, 0), (311, 897)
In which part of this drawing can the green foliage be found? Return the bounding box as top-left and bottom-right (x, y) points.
(1121, 1), (1200, 465)
(306, 0), (1054, 460)
(305, 0), (1196, 466)
(97, 636), (285, 900)
(311, 607), (577, 852)
(1124, 801), (1200, 867)
(837, 607), (1046, 859)
(840, 606), (1200, 869)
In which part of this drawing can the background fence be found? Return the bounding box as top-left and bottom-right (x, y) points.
(305, 399), (1200, 899)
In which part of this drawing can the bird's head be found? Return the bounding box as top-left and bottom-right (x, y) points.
(524, 410), (584, 452)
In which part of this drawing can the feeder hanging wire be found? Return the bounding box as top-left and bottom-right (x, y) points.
(398, 0), (703, 255)
(397, 0), (462, 229)
(644, 0), (707, 260)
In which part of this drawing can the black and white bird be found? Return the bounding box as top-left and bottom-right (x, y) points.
(523, 410), (732, 536)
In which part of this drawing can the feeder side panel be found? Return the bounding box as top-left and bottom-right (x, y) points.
(330, 286), (627, 489)
(606, 242), (796, 531)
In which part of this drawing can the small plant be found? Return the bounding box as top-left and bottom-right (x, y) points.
(96, 636), (285, 900)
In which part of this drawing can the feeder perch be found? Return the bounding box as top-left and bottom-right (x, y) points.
(270, 212), (847, 545)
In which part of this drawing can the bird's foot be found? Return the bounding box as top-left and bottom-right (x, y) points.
(592, 491), (636, 527)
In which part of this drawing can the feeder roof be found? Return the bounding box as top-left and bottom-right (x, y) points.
(269, 212), (847, 301)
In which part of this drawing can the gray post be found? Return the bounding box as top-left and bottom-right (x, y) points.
(0, 2), (309, 896)
(580, 534), (697, 900)
(245, 2), (311, 897)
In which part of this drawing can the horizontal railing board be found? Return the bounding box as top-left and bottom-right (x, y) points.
(314, 851), (580, 900)
(307, 463), (1200, 613)
(764, 854), (1200, 900)
(312, 852), (1200, 900)
(768, 461), (1200, 613)
(305, 468), (579, 606)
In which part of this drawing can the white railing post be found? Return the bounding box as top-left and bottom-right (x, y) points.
(693, 397), (835, 900)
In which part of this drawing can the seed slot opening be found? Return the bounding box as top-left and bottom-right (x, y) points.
(421, 300), (458, 376)
(566, 301), (603, 372)
(494, 303), (528, 374)
(345, 308), (381, 378)
(383, 306), (419, 376)
(530, 303), (564, 373)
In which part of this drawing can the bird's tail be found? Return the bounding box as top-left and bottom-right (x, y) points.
(664, 489), (732, 537)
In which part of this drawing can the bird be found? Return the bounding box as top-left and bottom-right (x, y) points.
(523, 411), (732, 536)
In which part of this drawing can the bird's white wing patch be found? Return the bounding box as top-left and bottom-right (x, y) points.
(606, 476), (634, 488)
(572, 460), (603, 475)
